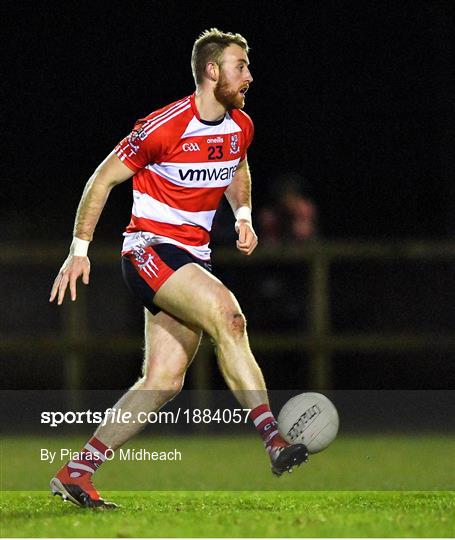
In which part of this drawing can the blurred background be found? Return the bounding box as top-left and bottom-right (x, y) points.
(2, 1), (455, 419)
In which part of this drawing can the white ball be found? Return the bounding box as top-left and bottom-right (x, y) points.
(277, 392), (339, 454)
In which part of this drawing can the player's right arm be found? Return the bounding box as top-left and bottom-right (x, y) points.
(49, 152), (134, 305)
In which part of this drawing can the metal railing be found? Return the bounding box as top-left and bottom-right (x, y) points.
(3, 241), (455, 392)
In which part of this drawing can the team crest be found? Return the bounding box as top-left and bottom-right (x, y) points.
(132, 246), (159, 278)
(230, 134), (240, 155)
(127, 122), (147, 152)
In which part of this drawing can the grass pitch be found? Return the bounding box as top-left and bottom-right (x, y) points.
(2, 490), (453, 537)
(1, 434), (454, 537)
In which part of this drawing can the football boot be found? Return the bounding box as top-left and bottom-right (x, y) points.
(50, 464), (118, 509)
(270, 443), (309, 476)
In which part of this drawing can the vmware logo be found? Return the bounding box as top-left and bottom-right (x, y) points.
(178, 166), (237, 182)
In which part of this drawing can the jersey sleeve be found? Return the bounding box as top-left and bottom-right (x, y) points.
(114, 118), (163, 172)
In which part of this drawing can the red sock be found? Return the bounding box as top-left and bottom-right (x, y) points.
(67, 437), (110, 477)
(250, 404), (288, 455)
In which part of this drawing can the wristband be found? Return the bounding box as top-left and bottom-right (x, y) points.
(234, 206), (252, 223)
(70, 237), (90, 257)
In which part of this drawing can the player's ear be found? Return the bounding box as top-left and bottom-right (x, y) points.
(206, 61), (219, 82)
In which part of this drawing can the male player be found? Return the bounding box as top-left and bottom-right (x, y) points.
(49, 28), (308, 509)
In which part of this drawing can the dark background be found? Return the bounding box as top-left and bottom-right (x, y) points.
(2, 1), (455, 394)
(3, 0), (455, 240)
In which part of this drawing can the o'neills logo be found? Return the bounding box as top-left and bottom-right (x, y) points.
(207, 136), (224, 143)
(178, 166), (237, 182)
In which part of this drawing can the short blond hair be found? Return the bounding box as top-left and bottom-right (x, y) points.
(191, 28), (249, 85)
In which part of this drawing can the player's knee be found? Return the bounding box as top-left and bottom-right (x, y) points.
(215, 310), (247, 340)
(141, 361), (185, 397)
(207, 287), (247, 341)
(230, 312), (246, 335)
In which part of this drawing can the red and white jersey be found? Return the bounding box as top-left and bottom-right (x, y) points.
(115, 94), (254, 260)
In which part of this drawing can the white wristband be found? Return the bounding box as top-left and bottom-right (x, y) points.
(70, 237), (90, 257)
(234, 206), (252, 223)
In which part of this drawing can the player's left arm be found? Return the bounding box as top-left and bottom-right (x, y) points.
(224, 157), (258, 256)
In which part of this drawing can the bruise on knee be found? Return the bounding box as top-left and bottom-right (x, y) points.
(230, 312), (246, 336)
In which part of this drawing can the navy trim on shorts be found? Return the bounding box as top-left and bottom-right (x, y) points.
(122, 243), (212, 315)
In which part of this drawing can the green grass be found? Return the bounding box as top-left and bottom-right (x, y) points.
(1, 434), (454, 537)
(1, 491), (454, 537)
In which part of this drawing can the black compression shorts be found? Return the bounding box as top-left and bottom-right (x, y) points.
(121, 243), (212, 315)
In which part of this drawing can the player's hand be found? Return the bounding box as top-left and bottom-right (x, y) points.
(49, 255), (91, 305)
(235, 220), (258, 256)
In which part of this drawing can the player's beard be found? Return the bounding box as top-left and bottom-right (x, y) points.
(214, 72), (245, 110)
